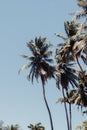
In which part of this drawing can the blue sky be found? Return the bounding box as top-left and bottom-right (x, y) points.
(0, 0), (86, 130)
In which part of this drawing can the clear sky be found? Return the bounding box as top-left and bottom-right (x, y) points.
(0, 0), (86, 130)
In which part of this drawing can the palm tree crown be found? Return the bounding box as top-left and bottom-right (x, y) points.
(28, 123), (45, 130)
(19, 37), (54, 83)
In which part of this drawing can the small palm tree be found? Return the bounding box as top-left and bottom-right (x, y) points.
(19, 37), (55, 130)
(28, 123), (45, 130)
(11, 124), (19, 130)
(76, 120), (87, 130)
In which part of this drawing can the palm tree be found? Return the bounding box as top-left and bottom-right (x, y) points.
(28, 122), (45, 130)
(55, 63), (78, 130)
(11, 124), (19, 130)
(55, 19), (86, 130)
(19, 37), (55, 130)
(76, 120), (87, 130)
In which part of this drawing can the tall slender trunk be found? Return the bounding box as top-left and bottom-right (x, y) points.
(62, 88), (70, 130)
(69, 103), (72, 130)
(42, 83), (54, 130)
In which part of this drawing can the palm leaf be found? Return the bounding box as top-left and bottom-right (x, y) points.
(27, 42), (36, 55)
(41, 43), (52, 55)
(64, 21), (69, 36)
(56, 97), (68, 103)
(35, 37), (46, 49)
(72, 40), (85, 55)
(28, 124), (34, 128)
(20, 54), (35, 61)
(28, 64), (35, 83)
(44, 58), (53, 63)
(77, 0), (87, 8)
(43, 51), (52, 58)
(18, 62), (33, 74)
(76, 125), (82, 129)
(75, 10), (87, 19)
(35, 122), (41, 127)
(55, 33), (67, 40)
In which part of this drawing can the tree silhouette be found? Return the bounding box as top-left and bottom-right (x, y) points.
(19, 37), (55, 130)
(19, 0), (87, 130)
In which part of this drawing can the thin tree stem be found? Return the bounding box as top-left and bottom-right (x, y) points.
(62, 88), (70, 130)
(69, 103), (72, 130)
(42, 83), (54, 130)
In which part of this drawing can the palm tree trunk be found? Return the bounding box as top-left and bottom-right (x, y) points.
(42, 83), (54, 130)
(69, 103), (72, 130)
(62, 88), (70, 130)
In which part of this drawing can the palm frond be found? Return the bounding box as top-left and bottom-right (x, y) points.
(44, 58), (53, 63)
(28, 64), (35, 83)
(56, 97), (68, 103)
(72, 40), (85, 56)
(18, 62), (33, 74)
(20, 54), (35, 61)
(55, 33), (67, 40)
(75, 10), (87, 20)
(43, 51), (52, 58)
(64, 21), (70, 36)
(41, 43), (52, 55)
(28, 124), (34, 128)
(77, 0), (87, 8)
(35, 37), (46, 49)
(26, 41), (36, 55)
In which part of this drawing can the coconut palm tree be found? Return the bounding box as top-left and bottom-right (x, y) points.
(55, 62), (78, 130)
(55, 16), (87, 130)
(19, 37), (55, 130)
(28, 122), (45, 130)
(55, 21), (80, 129)
(11, 124), (19, 130)
(76, 120), (87, 130)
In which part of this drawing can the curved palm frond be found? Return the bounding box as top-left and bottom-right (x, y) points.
(74, 0), (87, 19)
(18, 62), (33, 74)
